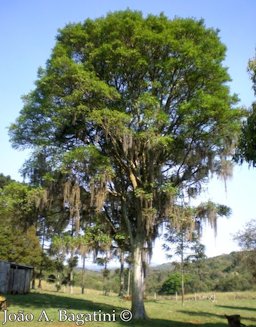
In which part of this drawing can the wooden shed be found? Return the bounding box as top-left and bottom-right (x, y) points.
(0, 261), (33, 294)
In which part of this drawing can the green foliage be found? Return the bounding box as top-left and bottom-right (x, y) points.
(159, 272), (185, 295)
(234, 219), (256, 250)
(185, 276), (210, 293)
(9, 11), (242, 217)
(0, 225), (43, 267)
(0, 181), (35, 227)
(0, 173), (13, 188)
(215, 273), (251, 292)
(0, 176), (43, 267)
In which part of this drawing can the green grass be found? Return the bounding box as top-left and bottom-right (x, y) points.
(0, 288), (256, 327)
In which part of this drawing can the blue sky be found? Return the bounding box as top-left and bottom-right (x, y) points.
(1, 0), (256, 263)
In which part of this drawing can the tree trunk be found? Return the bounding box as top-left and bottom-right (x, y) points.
(38, 222), (46, 289)
(181, 269), (185, 306)
(38, 267), (43, 288)
(81, 254), (86, 294)
(56, 273), (61, 292)
(119, 251), (125, 297)
(131, 242), (147, 319)
(181, 234), (185, 306)
(127, 267), (131, 295)
(69, 270), (73, 294)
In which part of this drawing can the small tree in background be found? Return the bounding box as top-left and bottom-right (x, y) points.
(159, 272), (185, 295)
(164, 201), (231, 303)
(233, 219), (256, 281)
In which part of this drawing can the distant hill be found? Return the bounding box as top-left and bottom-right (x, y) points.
(150, 250), (249, 272)
(145, 250), (253, 294)
(68, 250), (254, 295)
(150, 262), (174, 272)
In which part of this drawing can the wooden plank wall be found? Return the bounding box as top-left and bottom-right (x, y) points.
(0, 261), (33, 294)
(24, 269), (32, 293)
(0, 261), (10, 294)
(7, 267), (14, 293)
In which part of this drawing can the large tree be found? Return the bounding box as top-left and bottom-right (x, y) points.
(10, 11), (242, 319)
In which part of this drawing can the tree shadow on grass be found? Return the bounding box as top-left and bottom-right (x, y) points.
(178, 310), (224, 319)
(217, 304), (256, 312)
(7, 292), (123, 312)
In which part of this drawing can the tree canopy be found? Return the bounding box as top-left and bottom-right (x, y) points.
(9, 10), (242, 319)
(235, 56), (256, 166)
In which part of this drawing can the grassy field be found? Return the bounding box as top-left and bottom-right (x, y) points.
(0, 286), (256, 327)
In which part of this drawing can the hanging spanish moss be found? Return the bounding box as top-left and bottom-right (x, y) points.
(122, 133), (133, 155)
(142, 208), (157, 236)
(31, 188), (49, 212)
(218, 158), (233, 192)
(168, 205), (196, 240)
(63, 180), (81, 234)
(89, 172), (111, 212)
(196, 201), (223, 237)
